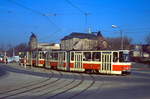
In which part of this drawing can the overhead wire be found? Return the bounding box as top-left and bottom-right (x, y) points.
(65, 0), (91, 32)
(7, 0), (62, 42)
(65, 0), (85, 14)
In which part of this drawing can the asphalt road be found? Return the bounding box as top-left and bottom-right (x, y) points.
(0, 63), (150, 99)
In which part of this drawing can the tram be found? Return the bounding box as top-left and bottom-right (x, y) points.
(19, 52), (26, 65)
(20, 50), (131, 75)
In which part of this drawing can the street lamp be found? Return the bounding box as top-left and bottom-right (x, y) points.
(112, 25), (124, 50)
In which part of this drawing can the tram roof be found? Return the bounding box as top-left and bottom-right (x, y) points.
(46, 49), (131, 52)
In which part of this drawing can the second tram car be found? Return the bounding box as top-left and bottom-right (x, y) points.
(32, 51), (46, 67)
(20, 50), (131, 75)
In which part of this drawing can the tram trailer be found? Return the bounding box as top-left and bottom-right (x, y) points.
(21, 50), (131, 75)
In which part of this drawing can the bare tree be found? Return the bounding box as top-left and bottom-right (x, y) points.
(107, 36), (132, 50)
(0, 44), (5, 51)
(123, 36), (132, 49)
(7, 43), (29, 56)
(145, 33), (150, 44)
(0, 43), (13, 56)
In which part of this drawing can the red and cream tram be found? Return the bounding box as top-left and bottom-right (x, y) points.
(21, 50), (131, 75)
(45, 51), (68, 70)
(28, 51), (46, 67)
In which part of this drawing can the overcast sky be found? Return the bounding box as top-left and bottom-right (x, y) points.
(0, 0), (150, 46)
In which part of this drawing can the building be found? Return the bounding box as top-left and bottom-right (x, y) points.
(130, 44), (150, 62)
(38, 43), (60, 50)
(28, 33), (60, 51)
(131, 44), (150, 57)
(28, 33), (38, 50)
(60, 31), (109, 50)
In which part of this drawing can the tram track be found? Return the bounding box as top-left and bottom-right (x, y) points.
(84, 74), (105, 99)
(0, 68), (54, 94)
(44, 72), (84, 99)
(32, 76), (67, 94)
(33, 72), (76, 93)
(0, 74), (51, 95)
(36, 72), (79, 98)
(67, 73), (96, 99)
(0, 64), (120, 99)
(43, 73), (97, 99)
(1, 64), (120, 99)
(0, 70), (63, 99)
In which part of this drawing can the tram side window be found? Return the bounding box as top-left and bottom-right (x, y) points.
(53, 53), (58, 60)
(59, 52), (65, 61)
(63, 52), (65, 60)
(119, 52), (123, 62)
(48, 53), (52, 59)
(39, 52), (44, 59)
(32, 52), (36, 58)
(83, 52), (91, 61)
(113, 52), (118, 62)
(39, 53), (42, 59)
(71, 52), (74, 61)
(42, 52), (46, 59)
(92, 52), (101, 62)
(51, 53), (58, 60)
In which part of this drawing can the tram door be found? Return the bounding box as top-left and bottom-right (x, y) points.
(101, 52), (112, 74)
(45, 52), (50, 68)
(74, 52), (83, 71)
(58, 52), (65, 70)
(36, 51), (39, 66)
(27, 52), (32, 66)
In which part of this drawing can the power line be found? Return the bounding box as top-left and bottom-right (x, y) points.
(7, 0), (63, 42)
(8, 0), (42, 14)
(65, 0), (91, 32)
(65, 0), (91, 17)
(7, 0), (62, 33)
(65, 0), (85, 13)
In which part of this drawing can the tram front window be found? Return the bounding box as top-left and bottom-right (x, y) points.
(119, 52), (130, 62)
(19, 52), (25, 58)
(42, 52), (46, 59)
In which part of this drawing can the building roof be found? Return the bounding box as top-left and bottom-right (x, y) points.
(61, 32), (102, 40)
(30, 33), (37, 39)
(38, 43), (60, 46)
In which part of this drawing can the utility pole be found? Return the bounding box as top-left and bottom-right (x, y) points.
(84, 12), (91, 33)
(13, 48), (15, 57)
(112, 25), (124, 50)
(119, 29), (124, 50)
